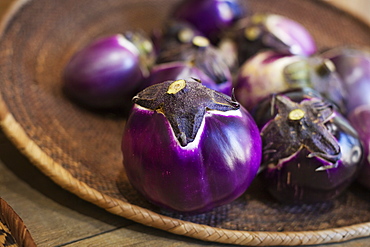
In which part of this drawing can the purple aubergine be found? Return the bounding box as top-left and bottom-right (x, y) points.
(234, 50), (346, 112)
(146, 61), (230, 95)
(151, 20), (204, 55)
(235, 50), (302, 110)
(234, 13), (317, 64)
(147, 61), (210, 84)
(172, 0), (248, 44)
(156, 36), (234, 95)
(253, 89), (363, 204)
(347, 105), (370, 190)
(321, 47), (370, 113)
(122, 79), (262, 213)
(63, 33), (154, 109)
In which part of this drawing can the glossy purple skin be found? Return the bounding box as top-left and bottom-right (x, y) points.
(254, 91), (362, 203)
(321, 47), (370, 113)
(236, 14), (316, 63)
(63, 34), (144, 109)
(348, 105), (370, 190)
(172, 0), (247, 43)
(122, 105), (262, 213)
(147, 61), (232, 96)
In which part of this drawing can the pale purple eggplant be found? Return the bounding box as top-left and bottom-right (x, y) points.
(234, 13), (317, 64)
(321, 46), (370, 113)
(235, 51), (302, 111)
(122, 79), (262, 213)
(253, 89), (363, 203)
(234, 50), (346, 112)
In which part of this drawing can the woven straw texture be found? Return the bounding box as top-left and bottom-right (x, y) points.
(0, 0), (370, 245)
(0, 198), (36, 247)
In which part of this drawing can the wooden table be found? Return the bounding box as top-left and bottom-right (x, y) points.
(1, 0), (370, 246)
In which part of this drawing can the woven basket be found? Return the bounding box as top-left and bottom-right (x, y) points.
(0, 198), (36, 247)
(0, 0), (370, 245)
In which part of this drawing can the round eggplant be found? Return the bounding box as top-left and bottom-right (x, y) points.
(234, 13), (316, 64)
(155, 36), (234, 95)
(151, 20), (204, 55)
(253, 89), (363, 204)
(235, 51), (302, 110)
(122, 79), (262, 213)
(63, 33), (154, 109)
(172, 0), (248, 43)
(146, 61), (231, 96)
(321, 46), (370, 113)
(234, 50), (346, 112)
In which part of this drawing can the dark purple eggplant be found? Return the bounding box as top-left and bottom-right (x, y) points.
(146, 61), (232, 95)
(253, 89), (363, 204)
(63, 32), (155, 109)
(154, 36), (233, 95)
(172, 0), (248, 44)
(151, 20), (204, 55)
(122, 79), (262, 213)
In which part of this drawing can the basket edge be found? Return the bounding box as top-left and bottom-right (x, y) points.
(0, 0), (31, 40)
(0, 198), (37, 247)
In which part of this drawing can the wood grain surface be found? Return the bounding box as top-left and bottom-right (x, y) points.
(1, 0), (370, 246)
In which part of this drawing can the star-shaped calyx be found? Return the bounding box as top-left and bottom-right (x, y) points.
(261, 95), (341, 168)
(133, 79), (240, 146)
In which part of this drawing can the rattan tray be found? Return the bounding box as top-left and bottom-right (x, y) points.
(0, 0), (370, 245)
(0, 198), (36, 247)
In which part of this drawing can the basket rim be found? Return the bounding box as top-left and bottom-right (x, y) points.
(0, 0), (370, 246)
(0, 197), (37, 247)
